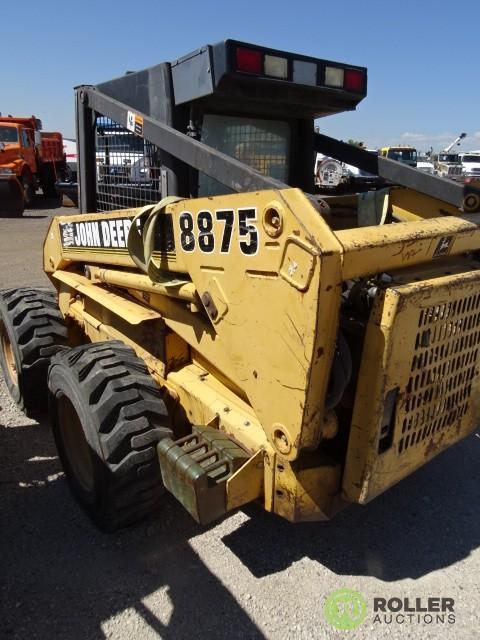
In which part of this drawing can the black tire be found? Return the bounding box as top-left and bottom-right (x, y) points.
(41, 173), (57, 198)
(0, 288), (68, 412)
(21, 174), (35, 206)
(48, 341), (172, 530)
(39, 162), (58, 198)
(42, 183), (57, 198)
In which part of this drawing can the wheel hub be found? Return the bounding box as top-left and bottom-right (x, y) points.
(57, 395), (95, 494)
(0, 320), (18, 386)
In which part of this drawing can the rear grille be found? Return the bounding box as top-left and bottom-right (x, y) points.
(343, 269), (480, 504)
(400, 295), (480, 453)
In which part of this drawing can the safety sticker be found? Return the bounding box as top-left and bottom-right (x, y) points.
(433, 236), (453, 258)
(127, 110), (144, 137)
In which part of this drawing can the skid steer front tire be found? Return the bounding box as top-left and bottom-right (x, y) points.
(48, 341), (172, 531)
(0, 288), (68, 412)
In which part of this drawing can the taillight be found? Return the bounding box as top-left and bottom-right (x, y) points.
(344, 69), (365, 93)
(232, 44), (366, 95)
(235, 47), (262, 74)
(264, 54), (288, 79)
(325, 66), (344, 88)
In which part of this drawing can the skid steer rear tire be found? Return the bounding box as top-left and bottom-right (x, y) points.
(48, 341), (172, 531)
(0, 288), (68, 412)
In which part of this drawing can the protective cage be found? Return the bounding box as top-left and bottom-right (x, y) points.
(95, 116), (162, 211)
(343, 269), (480, 503)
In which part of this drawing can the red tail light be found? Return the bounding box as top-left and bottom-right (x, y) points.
(235, 47), (262, 74)
(344, 69), (365, 93)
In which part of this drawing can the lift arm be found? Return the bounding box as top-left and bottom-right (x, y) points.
(314, 132), (480, 212)
(77, 85), (480, 214)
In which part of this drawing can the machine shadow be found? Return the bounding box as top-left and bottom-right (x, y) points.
(223, 431), (480, 582)
(2, 407), (478, 638)
(28, 194), (64, 211)
(0, 417), (263, 640)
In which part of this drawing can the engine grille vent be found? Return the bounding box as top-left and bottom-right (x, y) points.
(399, 295), (480, 453)
(343, 270), (480, 504)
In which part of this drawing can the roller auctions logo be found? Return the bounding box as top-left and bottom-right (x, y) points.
(324, 588), (367, 630)
(323, 588), (456, 630)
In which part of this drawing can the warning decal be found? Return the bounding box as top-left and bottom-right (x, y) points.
(127, 110), (144, 137)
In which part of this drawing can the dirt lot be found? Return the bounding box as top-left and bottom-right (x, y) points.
(1, 199), (479, 639)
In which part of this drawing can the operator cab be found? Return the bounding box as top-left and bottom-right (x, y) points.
(172, 40), (367, 196)
(93, 40), (367, 207)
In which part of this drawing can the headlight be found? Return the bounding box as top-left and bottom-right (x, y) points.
(0, 167), (14, 175)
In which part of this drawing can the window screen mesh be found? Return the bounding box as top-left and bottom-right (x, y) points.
(198, 115), (290, 196)
(95, 117), (162, 211)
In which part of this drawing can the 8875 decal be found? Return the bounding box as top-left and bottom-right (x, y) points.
(178, 207), (259, 256)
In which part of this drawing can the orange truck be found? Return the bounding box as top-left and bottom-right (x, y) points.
(0, 115), (66, 214)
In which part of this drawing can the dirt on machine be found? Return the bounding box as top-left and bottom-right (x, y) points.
(0, 115), (67, 215)
(2, 40), (480, 531)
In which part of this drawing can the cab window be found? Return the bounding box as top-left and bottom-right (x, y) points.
(0, 127), (18, 143)
(21, 130), (31, 148)
(198, 114), (290, 196)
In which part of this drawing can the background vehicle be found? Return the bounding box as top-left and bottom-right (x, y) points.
(343, 148), (380, 185)
(96, 120), (153, 184)
(0, 115), (66, 214)
(460, 152), (480, 178)
(434, 133), (467, 180)
(2, 40), (480, 533)
(416, 152), (435, 174)
(315, 149), (381, 191)
(379, 145), (417, 167)
(435, 152), (464, 179)
(63, 138), (77, 182)
(314, 153), (346, 189)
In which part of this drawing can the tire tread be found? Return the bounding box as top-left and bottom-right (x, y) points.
(0, 287), (68, 411)
(49, 341), (171, 530)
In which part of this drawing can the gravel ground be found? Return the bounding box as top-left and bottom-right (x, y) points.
(0, 199), (479, 639)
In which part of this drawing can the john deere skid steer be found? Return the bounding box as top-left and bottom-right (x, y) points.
(1, 40), (480, 529)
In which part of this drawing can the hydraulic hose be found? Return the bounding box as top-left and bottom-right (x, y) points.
(325, 331), (353, 410)
(127, 195), (189, 285)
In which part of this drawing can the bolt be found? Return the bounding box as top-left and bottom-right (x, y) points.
(243, 420), (251, 427)
(223, 406), (231, 413)
(273, 427), (291, 455)
(201, 291), (218, 320)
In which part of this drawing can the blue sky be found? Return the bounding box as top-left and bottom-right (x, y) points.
(2, 0), (479, 152)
